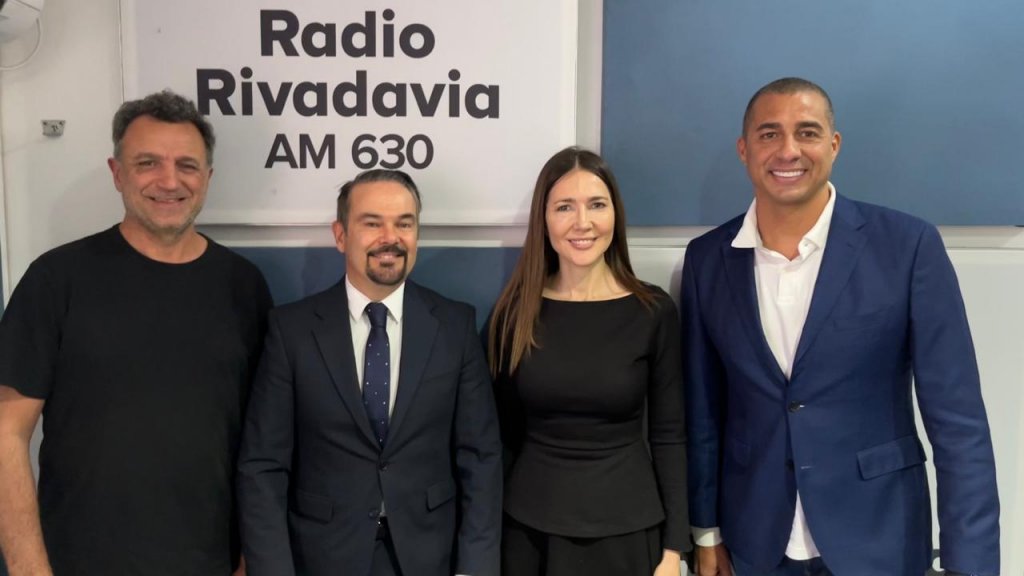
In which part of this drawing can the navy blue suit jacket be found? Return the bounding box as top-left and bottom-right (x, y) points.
(237, 279), (502, 576)
(682, 195), (999, 575)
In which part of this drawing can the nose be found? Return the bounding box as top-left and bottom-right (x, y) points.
(777, 134), (801, 161)
(574, 206), (593, 229)
(156, 163), (179, 189)
(380, 223), (399, 243)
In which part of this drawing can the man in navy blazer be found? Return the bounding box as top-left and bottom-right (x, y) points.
(237, 170), (502, 576)
(682, 78), (998, 576)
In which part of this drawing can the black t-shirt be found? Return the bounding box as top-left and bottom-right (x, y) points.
(0, 226), (272, 575)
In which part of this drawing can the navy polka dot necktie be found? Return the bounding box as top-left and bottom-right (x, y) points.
(363, 302), (390, 446)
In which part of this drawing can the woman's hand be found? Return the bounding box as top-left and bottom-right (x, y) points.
(653, 549), (682, 576)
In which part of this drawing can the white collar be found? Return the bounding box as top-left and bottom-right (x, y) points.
(732, 182), (837, 251)
(345, 277), (406, 323)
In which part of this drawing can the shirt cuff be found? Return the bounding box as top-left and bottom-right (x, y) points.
(692, 526), (723, 547)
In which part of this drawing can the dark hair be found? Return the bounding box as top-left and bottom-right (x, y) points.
(487, 146), (655, 378)
(742, 77), (835, 135)
(112, 90), (215, 164)
(336, 169), (422, 227)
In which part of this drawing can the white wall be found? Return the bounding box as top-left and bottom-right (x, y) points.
(1, 0), (124, 294)
(2, 0), (1022, 573)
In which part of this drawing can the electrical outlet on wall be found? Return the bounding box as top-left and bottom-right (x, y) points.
(41, 119), (65, 137)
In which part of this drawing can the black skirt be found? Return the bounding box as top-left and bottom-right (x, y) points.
(501, 514), (663, 576)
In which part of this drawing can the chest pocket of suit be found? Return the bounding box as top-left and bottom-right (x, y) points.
(421, 366), (459, 384)
(830, 306), (891, 333)
(857, 435), (926, 480)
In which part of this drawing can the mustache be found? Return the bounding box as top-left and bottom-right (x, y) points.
(368, 244), (407, 257)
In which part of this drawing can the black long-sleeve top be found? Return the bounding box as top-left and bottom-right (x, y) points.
(493, 287), (689, 551)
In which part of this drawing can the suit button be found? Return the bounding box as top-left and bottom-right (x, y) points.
(379, 462), (388, 472)
(368, 509), (379, 519)
(788, 402), (805, 413)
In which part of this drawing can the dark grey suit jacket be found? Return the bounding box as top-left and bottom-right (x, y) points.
(238, 279), (502, 576)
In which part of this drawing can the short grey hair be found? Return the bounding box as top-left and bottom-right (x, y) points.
(112, 90), (216, 164)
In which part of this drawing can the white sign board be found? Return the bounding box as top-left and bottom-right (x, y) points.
(120, 1), (577, 225)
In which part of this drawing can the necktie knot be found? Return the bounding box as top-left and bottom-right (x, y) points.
(366, 302), (388, 329)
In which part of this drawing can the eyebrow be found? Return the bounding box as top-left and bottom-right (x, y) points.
(130, 152), (203, 164)
(553, 195), (610, 203)
(754, 121), (825, 132)
(356, 212), (417, 221)
(754, 122), (782, 132)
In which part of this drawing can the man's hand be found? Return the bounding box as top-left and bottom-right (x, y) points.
(653, 549), (682, 576)
(694, 543), (732, 576)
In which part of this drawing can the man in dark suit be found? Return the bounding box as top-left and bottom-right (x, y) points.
(237, 169), (502, 576)
(682, 78), (998, 576)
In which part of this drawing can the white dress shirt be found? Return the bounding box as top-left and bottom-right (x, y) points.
(693, 184), (837, 561)
(346, 278), (404, 415)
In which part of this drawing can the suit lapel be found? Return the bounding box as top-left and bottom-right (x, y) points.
(793, 196), (867, 371)
(312, 282), (379, 447)
(721, 239), (788, 384)
(387, 282), (438, 446)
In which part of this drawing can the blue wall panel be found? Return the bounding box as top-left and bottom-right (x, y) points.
(602, 0), (1024, 226)
(236, 246), (521, 328)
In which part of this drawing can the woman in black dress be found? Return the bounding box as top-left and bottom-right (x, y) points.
(487, 147), (688, 575)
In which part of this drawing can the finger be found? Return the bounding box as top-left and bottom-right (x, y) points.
(719, 554), (733, 576)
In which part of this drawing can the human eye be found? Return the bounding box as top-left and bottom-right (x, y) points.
(554, 203), (573, 212)
(590, 200), (608, 210)
(398, 220), (416, 229)
(135, 159), (156, 168)
(758, 131), (777, 141)
(799, 129), (821, 139)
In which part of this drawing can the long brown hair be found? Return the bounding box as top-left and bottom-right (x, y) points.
(487, 146), (655, 378)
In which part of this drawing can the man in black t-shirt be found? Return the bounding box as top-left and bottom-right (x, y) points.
(0, 91), (271, 575)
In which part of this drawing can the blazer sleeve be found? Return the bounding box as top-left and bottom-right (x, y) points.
(681, 244), (728, 530)
(236, 310), (297, 576)
(909, 224), (999, 575)
(452, 307), (503, 576)
(647, 293), (691, 552)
